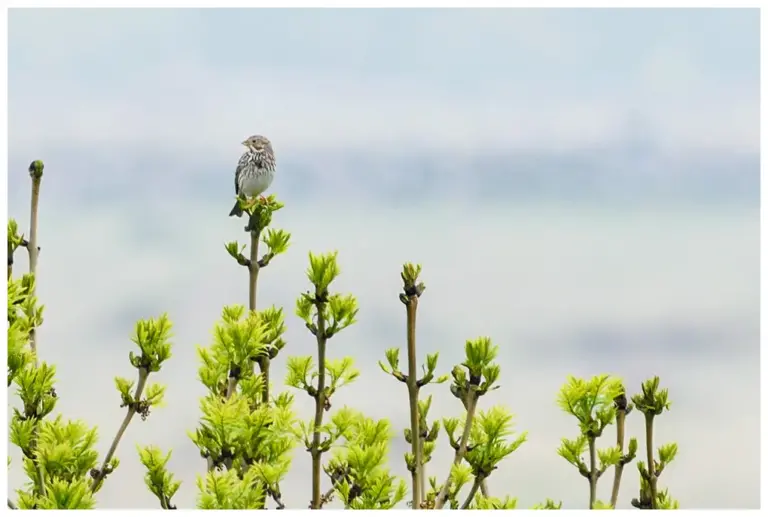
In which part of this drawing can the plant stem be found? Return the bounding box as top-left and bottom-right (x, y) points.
(7, 238), (14, 280)
(645, 414), (657, 509)
(461, 476), (484, 509)
(25, 173), (46, 498)
(27, 177), (41, 361)
(434, 390), (478, 509)
(248, 230), (270, 405)
(405, 297), (422, 509)
(588, 436), (597, 509)
(310, 300), (328, 509)
(610, 406), (627, 508)
(248, 230), (260, 313)
(225, 376), (238, 399)
(91, 368), (149, 492)
(459, 395), (490, 498)
(32, 456), (45, 498)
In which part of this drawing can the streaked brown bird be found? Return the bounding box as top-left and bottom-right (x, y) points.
(229, 134), (276, 217)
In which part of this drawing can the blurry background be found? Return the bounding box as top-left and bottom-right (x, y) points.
(7, 8), (759, 509)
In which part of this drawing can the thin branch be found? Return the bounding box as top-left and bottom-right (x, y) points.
(588, 436), (597, 509)
(405, 296), (422, 508)
(26, 163), (46, 498)
(310, 298), (328, 509)
(459, 394), (489, 498)
(645, 414), (658, 509)
(434, 390), (478, 509)
(91, 368), (149, 492)
(248, 229), (271, 405)
(248, 230), (261, 312)
(27, 173), (42, 360)
(268, 488), (286, 510)
(610, 398), (628, 508)
(460, 476), (484, 509)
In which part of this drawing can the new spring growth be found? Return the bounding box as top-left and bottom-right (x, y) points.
(7, 274), (44, 381)
(295, 252), (359, 339)
(402, 396), (442, 472)
(292, 251), (359, 509)
(399, 262), (426, 303)
(324, 412), (409, 510)
(128, 314), (174, 374)
(7, 219), (28, 279)
(557, 375), (629, 508)
(433, 337), (506, 510)
(7, 276), (39, 387)
(28, 160), (44, 180)
(91, 315), (174, 492)
(459, 406), (527, 484)
(286, 356), (359, 404)
(14, 417), (101, 510)
(233, 194), (284, 233)
(8, 275), (55, 466)
(137, 446), (181, 509)
(379, 349), (449, 388)
(195, 305), (282, 400)
(631, 376), (678, 510)
(189, 302), (298, 503)
(451, 337), (502, 399)
(225, 197), (291, 271)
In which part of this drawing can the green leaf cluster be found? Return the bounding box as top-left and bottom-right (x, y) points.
(325, 411), (408, 509)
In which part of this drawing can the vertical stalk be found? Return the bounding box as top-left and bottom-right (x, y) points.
(610, 404), (627, 508)
(7, 236), (15, 280)
(25, 162), (45, 499)
(645, 414), (657, 509)
(310, 300), (328, 509)
(248, 230), (260, 311)
(405, 297), (422, 509)
(27, 174), (42, 361)
(588, 437), (597, 509)
(248, 229), (270, 404)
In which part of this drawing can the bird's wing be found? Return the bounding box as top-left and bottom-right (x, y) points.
(234, 154), (249, 195)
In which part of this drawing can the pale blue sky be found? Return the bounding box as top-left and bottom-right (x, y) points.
(6, 8), (760, 510)
(9, 9), (760, 91)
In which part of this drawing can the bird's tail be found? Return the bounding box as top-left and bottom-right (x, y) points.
(229, 199), (244, 217)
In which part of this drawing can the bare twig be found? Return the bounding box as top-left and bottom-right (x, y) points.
(27, 162), (43, 361)
(25, 161), (46, 498)
(405, 296), (422, 508)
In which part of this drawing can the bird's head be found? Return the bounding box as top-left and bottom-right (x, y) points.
(242, 135), (272, 154)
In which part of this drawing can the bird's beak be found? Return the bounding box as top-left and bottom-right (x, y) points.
(241, 140), (248, 146)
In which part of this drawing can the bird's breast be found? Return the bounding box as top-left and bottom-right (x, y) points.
(240, 168), (274, 196)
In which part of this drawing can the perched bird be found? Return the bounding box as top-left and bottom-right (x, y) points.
(229, 134), (276, 217)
